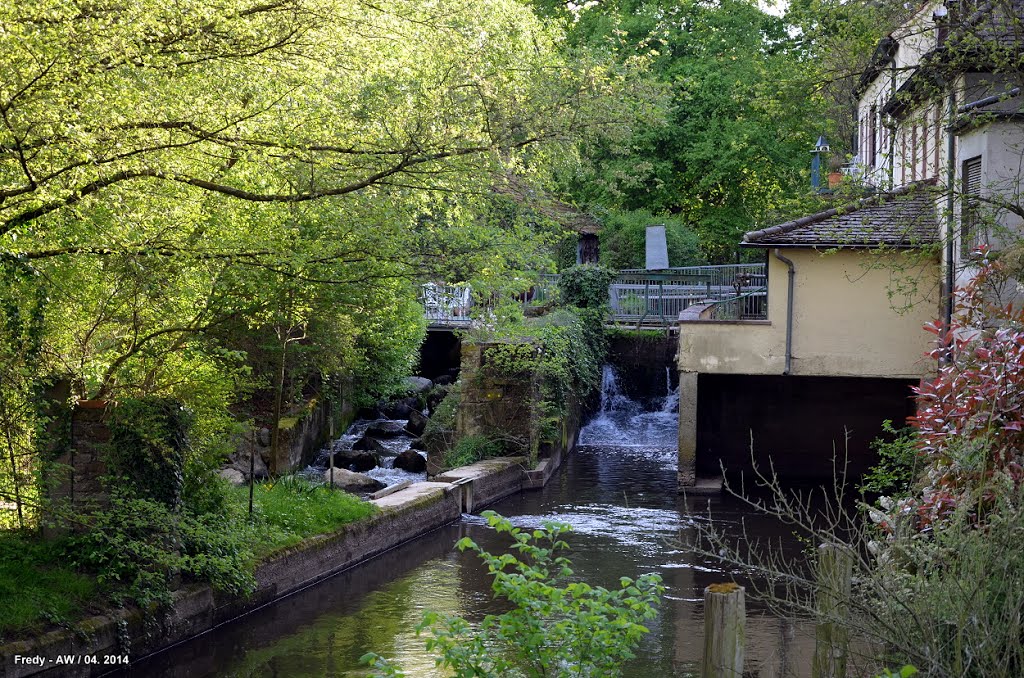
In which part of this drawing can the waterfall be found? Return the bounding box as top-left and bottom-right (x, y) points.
(579, 364), (678, 448)
(597, 364), (640, 416)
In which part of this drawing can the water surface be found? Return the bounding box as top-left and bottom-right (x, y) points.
(124, 367), (813, 677)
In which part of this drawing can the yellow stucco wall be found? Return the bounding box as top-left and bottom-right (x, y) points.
(677, 249), (940, 378)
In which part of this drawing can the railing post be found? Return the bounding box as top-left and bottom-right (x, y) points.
(813, 543), (853, 678)
(702, 583), (745, 678)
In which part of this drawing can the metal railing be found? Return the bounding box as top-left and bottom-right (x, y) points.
(533, 274), (561, 305)
(420, 263), (768, 328)
(421, 276), (563, 327)
(420, 283), (473, 326)
(609, 264), (766, 326)
(705, 289), (768, 321)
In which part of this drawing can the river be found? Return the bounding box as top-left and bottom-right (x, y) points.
(122, 366), (813, 677)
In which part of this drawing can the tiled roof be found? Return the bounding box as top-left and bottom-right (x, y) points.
(960, 0), (1024, 53)
(742, 181), (940, 249)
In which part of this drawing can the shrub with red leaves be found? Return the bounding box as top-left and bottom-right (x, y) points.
(908, 255), (1024, 528)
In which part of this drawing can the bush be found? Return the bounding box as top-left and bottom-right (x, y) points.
(363, 511), (664, 677)
(66, 490), (256, 609)
(105, 397), (192, 508)
(905, 257), (1024, 528)
(60, 475), (377, 612)
(422, 382), (460, 458)
(557, 265), (617, 309)
(860, 421), (921, 498)
(870, 490), (1024, 676)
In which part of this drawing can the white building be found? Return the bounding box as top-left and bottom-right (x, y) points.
(855, 0), (1024, 286)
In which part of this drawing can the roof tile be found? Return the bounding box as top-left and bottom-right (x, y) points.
(742, 181), (940, 248)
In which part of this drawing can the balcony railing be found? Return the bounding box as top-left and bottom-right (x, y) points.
(704, 289), (768, 320)
(420, 283), (473, 326)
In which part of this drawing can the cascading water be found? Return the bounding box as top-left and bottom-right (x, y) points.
(579, 364), (678, 449)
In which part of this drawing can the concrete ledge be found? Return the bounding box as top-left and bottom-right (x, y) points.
(681, 476), (724, 496)
(525, 446), (565, 489)
(434, 457), (527, 512)
(370, 480), (412, 500)
(1, 448), (570, 677)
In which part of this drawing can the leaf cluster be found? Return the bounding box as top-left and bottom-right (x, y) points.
(364, 511), (664, 677)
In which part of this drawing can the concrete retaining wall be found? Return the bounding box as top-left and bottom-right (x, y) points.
(1, 450), (566, 678)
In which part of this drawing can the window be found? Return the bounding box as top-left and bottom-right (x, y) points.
(961, 156), (984, 256)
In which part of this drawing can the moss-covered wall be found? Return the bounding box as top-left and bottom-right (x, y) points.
(456, 343), (581, 466)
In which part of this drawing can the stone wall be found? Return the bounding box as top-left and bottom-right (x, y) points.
(456, 342), (582, 467)
(245, 386), (353, 478)
(456, 343), (537, 457)
(271, 397), (332, 475)
(46, 403), (110, 524)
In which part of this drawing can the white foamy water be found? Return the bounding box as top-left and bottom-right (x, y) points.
(578, 364), (679, 449)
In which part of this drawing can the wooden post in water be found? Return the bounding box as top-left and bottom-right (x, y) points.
(702, 582), (745, 678)
(813, 543), (854, 678)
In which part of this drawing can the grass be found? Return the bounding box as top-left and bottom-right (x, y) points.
(0, 476), (378, 640)
(229, 476), (379, 557)
(0, 532), (97, 640)
(441, 434), (503, 471)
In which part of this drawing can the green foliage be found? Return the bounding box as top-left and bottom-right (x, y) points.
(557, 265), (618, 309)
(363, 511), (664, 677)
(597, 209), (703, 270)
(0, 532), (96, 638)
(484, 308), (607, 415)
(105, 398), (192, 508)
(422, 382), (460, 458)
(441, 435), (504, 471)
(548, 0), (825, 261)
(234, 476), (377, 556)
(0, 0), (643, 529)
(66, 490), (256, 609)
(869, 490), (1024, 677)
(604, 327), (668, 342)
(860, 421), (921, 498)
(876, 667), (918, 678)
(52, 474), (374, 614)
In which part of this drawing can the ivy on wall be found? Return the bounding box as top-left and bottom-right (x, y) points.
(105, 398), (192, 509)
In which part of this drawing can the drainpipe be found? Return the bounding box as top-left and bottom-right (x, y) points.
(774, 248), (795, 375)
(944, 86), (956, 363)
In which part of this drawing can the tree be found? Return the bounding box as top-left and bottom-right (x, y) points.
(535, 0), (826, 261)
(0, 0), (635, 239)
(0, 0), (651, 525)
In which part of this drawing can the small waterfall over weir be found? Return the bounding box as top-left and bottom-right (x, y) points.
(579, 364), (679, 449)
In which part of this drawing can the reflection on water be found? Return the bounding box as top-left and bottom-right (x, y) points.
(123, 367), (812, 677)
